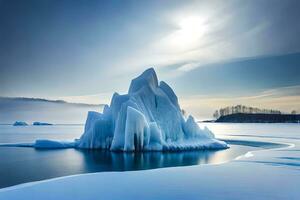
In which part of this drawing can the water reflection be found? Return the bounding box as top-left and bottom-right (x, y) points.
(77, 149), (222, 172)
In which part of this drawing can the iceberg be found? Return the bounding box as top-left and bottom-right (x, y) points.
(77, 68), (228, 151)
(33, 122), (53, 126)
(13, 121), (28, 126)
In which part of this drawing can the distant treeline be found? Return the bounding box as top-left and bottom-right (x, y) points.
(216, 113), (300, 123)
(213, 105), (289, 119)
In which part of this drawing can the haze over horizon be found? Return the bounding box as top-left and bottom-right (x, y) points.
(1, 0), (300, 119)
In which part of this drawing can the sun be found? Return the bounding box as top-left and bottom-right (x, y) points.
(167, 16), (208, 51)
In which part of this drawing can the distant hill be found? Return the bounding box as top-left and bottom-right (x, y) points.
(0, 97), (105, 124)
(216, 113), (300, 123)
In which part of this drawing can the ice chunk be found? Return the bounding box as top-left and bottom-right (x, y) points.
(34, 140), (75, 149)
(33, 122), (53, 126)
(13, 121), (28, 126)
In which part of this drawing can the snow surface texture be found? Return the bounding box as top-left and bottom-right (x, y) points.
(77, 68), (228, 151)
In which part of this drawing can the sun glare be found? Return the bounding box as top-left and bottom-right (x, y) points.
(167, 16), (208, 51)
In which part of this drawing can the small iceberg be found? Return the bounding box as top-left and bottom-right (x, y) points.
(13, 121), (28, 126)
(33, 122), (53, 126)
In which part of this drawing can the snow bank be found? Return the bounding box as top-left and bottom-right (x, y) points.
(77, 68), (228, 151)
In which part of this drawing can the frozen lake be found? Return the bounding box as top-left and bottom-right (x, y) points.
(0, 123), (299, 199)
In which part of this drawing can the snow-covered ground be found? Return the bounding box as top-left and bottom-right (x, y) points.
(0, 123), (299, 200)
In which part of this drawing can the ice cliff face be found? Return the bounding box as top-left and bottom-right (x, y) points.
(78, 68), (228, 151)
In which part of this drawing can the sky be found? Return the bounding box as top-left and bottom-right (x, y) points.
(0, 0), (300, 119)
